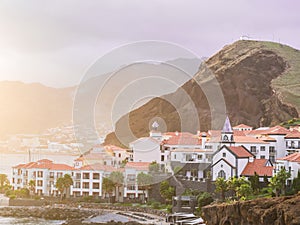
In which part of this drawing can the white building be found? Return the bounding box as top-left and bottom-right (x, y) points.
(129, 137), (161, 163)
(211, 145), (254, 180)
(276, 153), (300, 180)
(124, 162), (151, 201)
(12, 159), (74, 196)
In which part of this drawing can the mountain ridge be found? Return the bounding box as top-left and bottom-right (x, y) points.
(105, 40), (300, 147)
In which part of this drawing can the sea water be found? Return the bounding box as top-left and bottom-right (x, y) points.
(0, 216), (64, 225)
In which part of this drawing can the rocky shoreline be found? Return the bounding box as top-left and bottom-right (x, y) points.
(0, 204), (166, 224)
(202, 193), (300, 225)
(0, 206), (101, 220)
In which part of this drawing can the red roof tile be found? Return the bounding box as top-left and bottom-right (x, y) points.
(234, 136), (267, 144)
(285, 131), (300, 139)
(228, 146), (253, 158)
(162, 132), (201, 145)
(263, 126), (290, 135)
(241, 159), (273, 177)
(233, 124), (253, 129)
(13, 159), (75, 170)
(125, 162), (151, 171)
(80, 163), (122, 172)
(278, 153), (300, 163)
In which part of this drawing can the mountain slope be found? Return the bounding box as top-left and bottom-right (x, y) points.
(0, 81), (74, 136)
(105, 40), (300, 147)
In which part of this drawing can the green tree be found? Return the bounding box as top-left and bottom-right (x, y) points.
(109, 171), (124, 202)
(292, 171), (300, 193)
(0, 174), (9, 187)
(159, 180), (175, 204)
(249, 172), (260, 194)
(269, 167), (291, 197)
(137, 172), (153, 203)
(149, 161), (160, 173)
(56, 174), (73, 200)
(236, 182), (252, 199)
(215, 177), (229, 201)
(28, 180), (36, 197)
(197, 192), (213, 209)
(102, 177), (114, 202)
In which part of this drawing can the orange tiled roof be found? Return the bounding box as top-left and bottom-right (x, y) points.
(13, 159), (75, 171)
(125, 162), (151, 171)
(104, 145), (127, 152)
(234, 136), (267, 144)
(162, 132), (201, 145)
(80, 163), (122, 172)
(263, 126), (290, 135)
(228, 146), (253, 158)
(285, 131), (300, 139)
(241, 159), (273, 177)
(278, 153), (300, 162)
(233, 124), (253, 129)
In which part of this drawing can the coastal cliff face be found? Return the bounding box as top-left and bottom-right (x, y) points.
(201, 194), (300, 225)
(105, 40), (300, 147)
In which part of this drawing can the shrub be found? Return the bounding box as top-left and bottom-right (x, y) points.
(151, 201), (161, 209)
(9, 194), (16, 199)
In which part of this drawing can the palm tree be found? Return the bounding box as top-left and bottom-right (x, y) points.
(0, 174), (9, 188)
(137, 172), (153, 203)
(28, 180), (36, 197)
(102, 177), (114, 203)
(56, 174), (73, 200)
(109, 171), (124, 202)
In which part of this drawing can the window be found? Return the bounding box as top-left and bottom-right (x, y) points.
(93, 183), (100, 189)
(127, 174), (136, 183)
(269, 146), (275, 153)
(75, 182), (81, 188)
(161, 155), (165, 162)
(57, 172), (63, 178)
(218, 170), (226, 179)
(119, 153), (121, 158)
(93, 173), (100, 180)
(75, 173), (81, 179)
(250, 146), (256, 153)
(260, 155), (265, 159)
(49, 172), (54, 178)
(260, 146), (265, 151)
(37, 180), (43, 187)
(223, 135), (228, 141)
(127, 185), (135, 190)
(83, 173), (90, 179)
(198, 154), (203, 160)
(83, 182), (89, 189)
(174, 154), (176, 159)
(37, 171), (43, 178)
(222, 152), (226, 157)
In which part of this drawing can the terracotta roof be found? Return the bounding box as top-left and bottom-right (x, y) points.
(259, 136), (276, 142)
(13, 159), (75, 171)
(171, 148), (212, 153)
(104, 145), (127, 152)
(263, 126), (290, 135)
(227, 146), (253, 158)
(80, 163), (121, 172)
(233, 124), (253, 129)
(285, 131), (300, 139)
(234, 136), (268, 144)
(278, 153), (300, 163)
(125, 162), (151, 171)
(162, 132), (201, 145)
(241, 159), (273, 177)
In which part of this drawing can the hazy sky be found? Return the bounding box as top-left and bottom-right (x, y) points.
(0, 0), (299, 88)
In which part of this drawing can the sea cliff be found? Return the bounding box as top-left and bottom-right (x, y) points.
(202, 193), (300, 225)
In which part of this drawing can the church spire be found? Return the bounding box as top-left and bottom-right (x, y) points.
(222, 116), (233, 133)
(221, 116), (234, 144)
